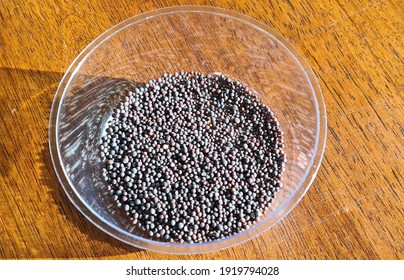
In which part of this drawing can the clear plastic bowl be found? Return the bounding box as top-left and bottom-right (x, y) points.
(49, 5), (327, 254)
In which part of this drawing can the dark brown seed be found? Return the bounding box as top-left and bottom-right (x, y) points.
(100, 72), (286, 244)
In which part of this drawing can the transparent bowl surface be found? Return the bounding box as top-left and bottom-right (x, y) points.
(49, 5), (327, 254)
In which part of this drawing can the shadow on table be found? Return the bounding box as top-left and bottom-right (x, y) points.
(0, 67), (142, 257)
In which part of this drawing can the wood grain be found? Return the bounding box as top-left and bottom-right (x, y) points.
(0, 0), (403, 259)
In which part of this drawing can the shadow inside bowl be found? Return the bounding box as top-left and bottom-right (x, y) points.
(33, 70), (144, 256)
(52, 71), (164, 249)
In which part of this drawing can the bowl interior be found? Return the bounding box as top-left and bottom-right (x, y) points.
(50, 6), (326, 253)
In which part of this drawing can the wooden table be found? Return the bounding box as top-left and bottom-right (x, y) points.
(0, 0), (402, 260)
